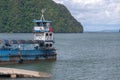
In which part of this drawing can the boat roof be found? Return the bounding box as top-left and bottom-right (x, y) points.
(0, 40), (45, 44)
(33, 19), (52, 23)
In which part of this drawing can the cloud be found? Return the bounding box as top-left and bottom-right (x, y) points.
(53, 0), (120, 32)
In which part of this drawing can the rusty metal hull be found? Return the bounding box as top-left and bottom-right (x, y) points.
(0, 49), (56, 64)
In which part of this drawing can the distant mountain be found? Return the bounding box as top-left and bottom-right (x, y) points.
(85, 29), (119, 32)
(0, 0), (83, 33)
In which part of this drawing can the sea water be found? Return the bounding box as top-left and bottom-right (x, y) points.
(0, 33), (120, 80)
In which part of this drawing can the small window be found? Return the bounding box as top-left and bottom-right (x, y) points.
(36, 22), (40, 26)
(43, 22), (46, 27)
(46, 44), (49, 47)
(50, 44), (52, 47)
(46, 33), (48, 36)
(49, 33), (52, 36)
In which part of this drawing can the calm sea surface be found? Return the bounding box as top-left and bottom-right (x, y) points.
(0, 33), (120, 80)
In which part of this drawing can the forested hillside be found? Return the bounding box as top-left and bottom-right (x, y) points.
(0, 0), (83, 33)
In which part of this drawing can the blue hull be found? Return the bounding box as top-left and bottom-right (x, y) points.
(0, 49), (56, 64)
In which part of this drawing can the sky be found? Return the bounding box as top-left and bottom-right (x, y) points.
(53, 0), (120, 32)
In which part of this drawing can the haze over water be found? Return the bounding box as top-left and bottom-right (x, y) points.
(0, 33), (120, 80)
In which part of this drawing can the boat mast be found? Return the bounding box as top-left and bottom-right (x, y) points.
(41, 9), (46, 21)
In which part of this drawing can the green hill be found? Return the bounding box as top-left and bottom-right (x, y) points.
(0, 0), (83, 33)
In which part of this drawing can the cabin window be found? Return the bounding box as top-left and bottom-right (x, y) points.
(46, 44), (49, 47)
(36, 22), (40, 26)
(50, 44), (52, 47)
(46, 33), (48, 36)
(36, 22), (42, 26)
(43, 22), (46, 27)
(49, 33), (52, 36)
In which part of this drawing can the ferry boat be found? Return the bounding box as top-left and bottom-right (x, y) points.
(0, 10), (57, 64)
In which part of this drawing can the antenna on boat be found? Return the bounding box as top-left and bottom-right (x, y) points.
(41, 9), (46, 21)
